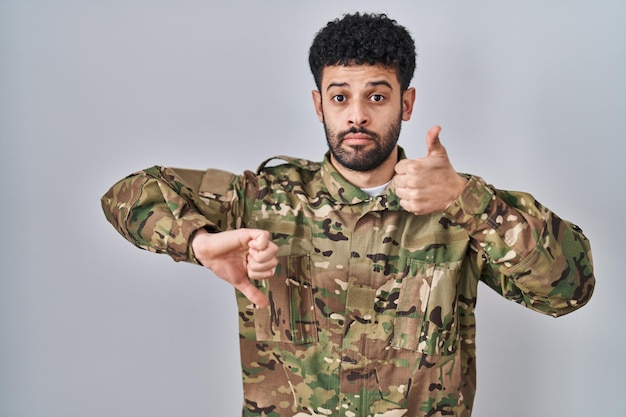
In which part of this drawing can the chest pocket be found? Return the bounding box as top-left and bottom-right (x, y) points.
(391, 259), (461, 356)
(247, 215), (317, 345)
(253, 254), (318, 345)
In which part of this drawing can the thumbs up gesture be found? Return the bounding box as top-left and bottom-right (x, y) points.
(393, 125), (468, 215)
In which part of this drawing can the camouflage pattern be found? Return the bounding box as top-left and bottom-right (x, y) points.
(101, 148), (595, 417)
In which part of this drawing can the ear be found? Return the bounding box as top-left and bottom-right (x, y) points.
(401, 87), (416, 121)
(311, 90), (324, 122)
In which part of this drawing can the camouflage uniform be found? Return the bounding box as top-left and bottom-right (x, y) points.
(101, 148), (594, 417)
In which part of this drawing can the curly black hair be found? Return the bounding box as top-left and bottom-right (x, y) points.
(308, 13), (416, 91)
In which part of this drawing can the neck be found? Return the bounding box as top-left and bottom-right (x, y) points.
(330, 147), (398, 189)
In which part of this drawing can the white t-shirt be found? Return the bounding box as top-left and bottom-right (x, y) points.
(361, 180), (392, 197)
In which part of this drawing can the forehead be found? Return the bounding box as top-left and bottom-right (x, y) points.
(320, 64), (400, 90)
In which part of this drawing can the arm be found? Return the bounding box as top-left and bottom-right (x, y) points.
(394, 126), (595, 317)
(101, 166), (215, 262)
(101, 166), (277, 306)
(444, 176), (594, 317)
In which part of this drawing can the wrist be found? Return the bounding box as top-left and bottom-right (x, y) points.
(191, 228), (211, 266)
(447, 175), (494, 216)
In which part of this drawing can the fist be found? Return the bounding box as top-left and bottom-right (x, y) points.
(192, 228), (278, 308)
(393, 125), (467, 215)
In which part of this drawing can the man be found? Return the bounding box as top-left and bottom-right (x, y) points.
(101, 13), (594, 417)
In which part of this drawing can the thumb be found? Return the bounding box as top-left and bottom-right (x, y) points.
(236, 280), (270, 308)
(425, 125), (446, 157)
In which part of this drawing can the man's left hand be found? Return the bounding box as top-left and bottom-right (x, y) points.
(393, 125), (468, 215)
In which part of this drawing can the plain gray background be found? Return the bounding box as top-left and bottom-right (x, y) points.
(1, 1), (624, 416)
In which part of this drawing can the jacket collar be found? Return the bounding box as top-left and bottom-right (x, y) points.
(320, 147), (406, 210)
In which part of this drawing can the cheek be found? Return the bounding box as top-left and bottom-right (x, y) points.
(321, 110), (341, 130)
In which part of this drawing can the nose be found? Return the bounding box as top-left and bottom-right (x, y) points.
(348, 101), (368, 127)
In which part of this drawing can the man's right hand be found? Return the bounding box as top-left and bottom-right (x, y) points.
(191, 228), (278, 308)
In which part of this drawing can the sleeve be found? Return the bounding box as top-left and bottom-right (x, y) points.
(100, 165), (254, 264)
(443, 175), (595, 317)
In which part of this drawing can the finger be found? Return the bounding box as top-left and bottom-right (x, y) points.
(425, 125), (446, 157)
(248, 268), (277, 283)
(248, 265), (277, 278)
(398, 198), (419, 214)
(235, 280), (270, 308)
(394, 158), (410, 175)
(248, 230), (270, 251)
(248, 241), (278, 263)
(396, 187), (431, 208)
(248, 252), (278, 274)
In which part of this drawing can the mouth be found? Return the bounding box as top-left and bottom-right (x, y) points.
(340, 131), (376, 147)
(342, 136), (373, 146)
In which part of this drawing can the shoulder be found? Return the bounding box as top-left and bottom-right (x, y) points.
(256, 156), (322, 178)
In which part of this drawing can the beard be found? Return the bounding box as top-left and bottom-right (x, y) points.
(323, 113), (402, 172)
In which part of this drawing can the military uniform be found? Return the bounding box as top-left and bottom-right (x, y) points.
(101, 149), (594, 417)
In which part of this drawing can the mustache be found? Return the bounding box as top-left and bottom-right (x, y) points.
(338, 127), (380, 141)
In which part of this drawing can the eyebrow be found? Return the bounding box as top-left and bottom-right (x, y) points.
(326, 80), (394, 92)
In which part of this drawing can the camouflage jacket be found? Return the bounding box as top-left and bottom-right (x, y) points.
(101, 149), (594, 417)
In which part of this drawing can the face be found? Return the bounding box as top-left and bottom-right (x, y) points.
(312, 65), (415, 172)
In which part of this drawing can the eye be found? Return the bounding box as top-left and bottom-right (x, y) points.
(370, 94), (385, 102)
(332, 95), (346, 103)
